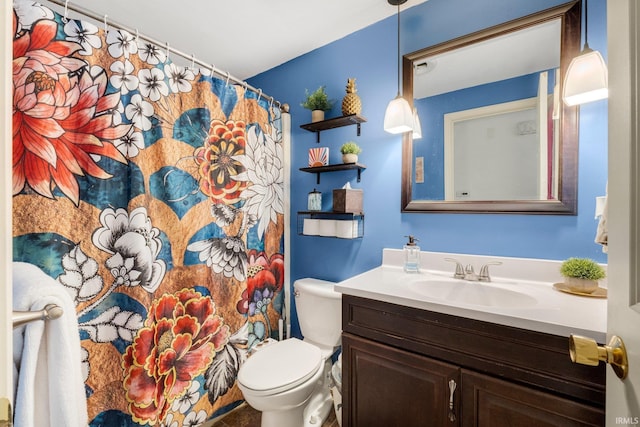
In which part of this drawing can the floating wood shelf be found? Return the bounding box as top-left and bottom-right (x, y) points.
(300, 114), (367, 143)
(299, 162), (366, 184)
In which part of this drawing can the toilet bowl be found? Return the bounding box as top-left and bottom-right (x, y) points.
(237, 278), (342, 427)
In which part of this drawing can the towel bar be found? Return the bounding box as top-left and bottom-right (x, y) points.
(12, 304), (64, 329)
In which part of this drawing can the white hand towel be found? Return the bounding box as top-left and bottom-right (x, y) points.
(12, 262), (88, 427)
(595, 183), (608, 253)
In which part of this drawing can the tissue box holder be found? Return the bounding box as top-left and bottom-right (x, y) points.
(333, 189), (363, 213)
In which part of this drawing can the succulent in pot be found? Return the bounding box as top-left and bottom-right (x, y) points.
(340, 141), (362, 164)
(560, 257), (606, 294)
(301, 86), (334, 122)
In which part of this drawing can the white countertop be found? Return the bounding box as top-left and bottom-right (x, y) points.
(335, 249), (607, 342)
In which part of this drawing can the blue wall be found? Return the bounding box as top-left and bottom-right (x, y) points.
(249, 0), (608, 337)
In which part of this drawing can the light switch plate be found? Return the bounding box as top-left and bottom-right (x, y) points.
(415, 156), (424, 183)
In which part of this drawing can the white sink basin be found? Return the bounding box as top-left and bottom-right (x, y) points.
(335, 249), (607, 342)
(408, 279), (538, 308)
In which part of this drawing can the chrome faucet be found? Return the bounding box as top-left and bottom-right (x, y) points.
(444, 258), (502, 282)
(478, 261), (502, 282)
(464, 264), (478, 281)
(444, 258), (465, 279)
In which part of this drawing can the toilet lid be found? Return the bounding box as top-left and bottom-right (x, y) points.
(238, 338), (322, 393)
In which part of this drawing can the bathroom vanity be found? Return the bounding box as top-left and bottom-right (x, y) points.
(336, 250), (606, 427)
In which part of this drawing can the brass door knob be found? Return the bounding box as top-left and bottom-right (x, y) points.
(569, 334), (629, 380)
(0, 397), (12, 427)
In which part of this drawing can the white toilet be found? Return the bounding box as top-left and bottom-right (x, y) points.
(237, 278), (342, 427)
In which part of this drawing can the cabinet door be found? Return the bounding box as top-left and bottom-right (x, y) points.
(343, 333), (460, 427)
(461, 370), (604, 426)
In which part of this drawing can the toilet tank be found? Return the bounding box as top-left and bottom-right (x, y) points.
(294, 278), (342, 348)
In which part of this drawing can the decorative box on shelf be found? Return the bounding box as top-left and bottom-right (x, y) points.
(332, 189), (363, 213)
(308, 147), (329, 167)
(297, 212), (364, 239)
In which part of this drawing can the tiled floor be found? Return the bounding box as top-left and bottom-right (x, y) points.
(211, 403), (339, 427)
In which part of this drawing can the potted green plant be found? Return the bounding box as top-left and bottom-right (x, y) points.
(560, 257), (606, 294)
(301, 86), (334, 122)
(340, 141), (362, 164)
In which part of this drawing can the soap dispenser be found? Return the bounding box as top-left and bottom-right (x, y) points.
(404, 235), (420, 273)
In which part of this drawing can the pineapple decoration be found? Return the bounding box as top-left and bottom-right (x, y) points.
(341, 78), (362, 116)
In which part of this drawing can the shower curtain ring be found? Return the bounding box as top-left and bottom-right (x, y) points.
(103, 15), (108, 32)
(190, 54), (195, 71)
(165, 42), (170, 62)
(135, 29), (139, 42)
(225, 71), (230, 86)
(257, 89), (262, 103)
(210, 64), (216, 77)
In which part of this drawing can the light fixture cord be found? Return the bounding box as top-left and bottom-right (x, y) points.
(396, 2), (401, 96)
(584, 0), (590, 49)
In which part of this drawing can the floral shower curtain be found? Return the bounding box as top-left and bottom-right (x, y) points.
(12, 1), (286, 425)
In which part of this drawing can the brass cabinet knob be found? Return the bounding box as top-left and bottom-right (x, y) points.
(569, 334), (629, 380)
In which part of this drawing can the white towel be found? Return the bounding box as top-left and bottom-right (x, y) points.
(595, 183), (608, 253)
(12, 262), (88, 427)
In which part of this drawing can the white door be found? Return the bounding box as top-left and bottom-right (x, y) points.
(1, 0), (14, 423)
(606, 0), (640, 423)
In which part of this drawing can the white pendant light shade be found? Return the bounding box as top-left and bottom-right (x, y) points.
(563, 47), (608, 106)
(412, 107), (422, 139)
(384, 95), (414, 134)
(385, 0), (413, 135)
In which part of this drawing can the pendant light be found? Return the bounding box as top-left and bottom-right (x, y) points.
(384, 0), (414, 134)
(563, 0), (608, 106)
(412, 107), (422, 139)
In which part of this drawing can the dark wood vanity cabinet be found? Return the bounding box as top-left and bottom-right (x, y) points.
(460, 370), (603, 426)
(344, 333), (460, 426)
(341, 295), (605, 427)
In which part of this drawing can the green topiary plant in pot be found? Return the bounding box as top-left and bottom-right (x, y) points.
(560, 257), (606, 294)
(340, 141), (362, 164)
(301, 86), (334, 122)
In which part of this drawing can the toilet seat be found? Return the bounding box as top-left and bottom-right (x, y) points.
(238, 338), (322, 396)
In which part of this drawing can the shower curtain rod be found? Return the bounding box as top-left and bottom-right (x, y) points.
(44, 0), (288, 112)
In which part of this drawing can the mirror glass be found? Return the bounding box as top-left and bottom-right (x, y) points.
(401, 1), (581, 213)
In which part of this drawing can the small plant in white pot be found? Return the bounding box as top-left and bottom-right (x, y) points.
(560, 257), (606, 294)
(340, 141), (361, 164)
(301, 86), (334, 122)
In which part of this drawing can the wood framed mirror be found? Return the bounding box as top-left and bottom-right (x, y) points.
(401, 1), (581, 214)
